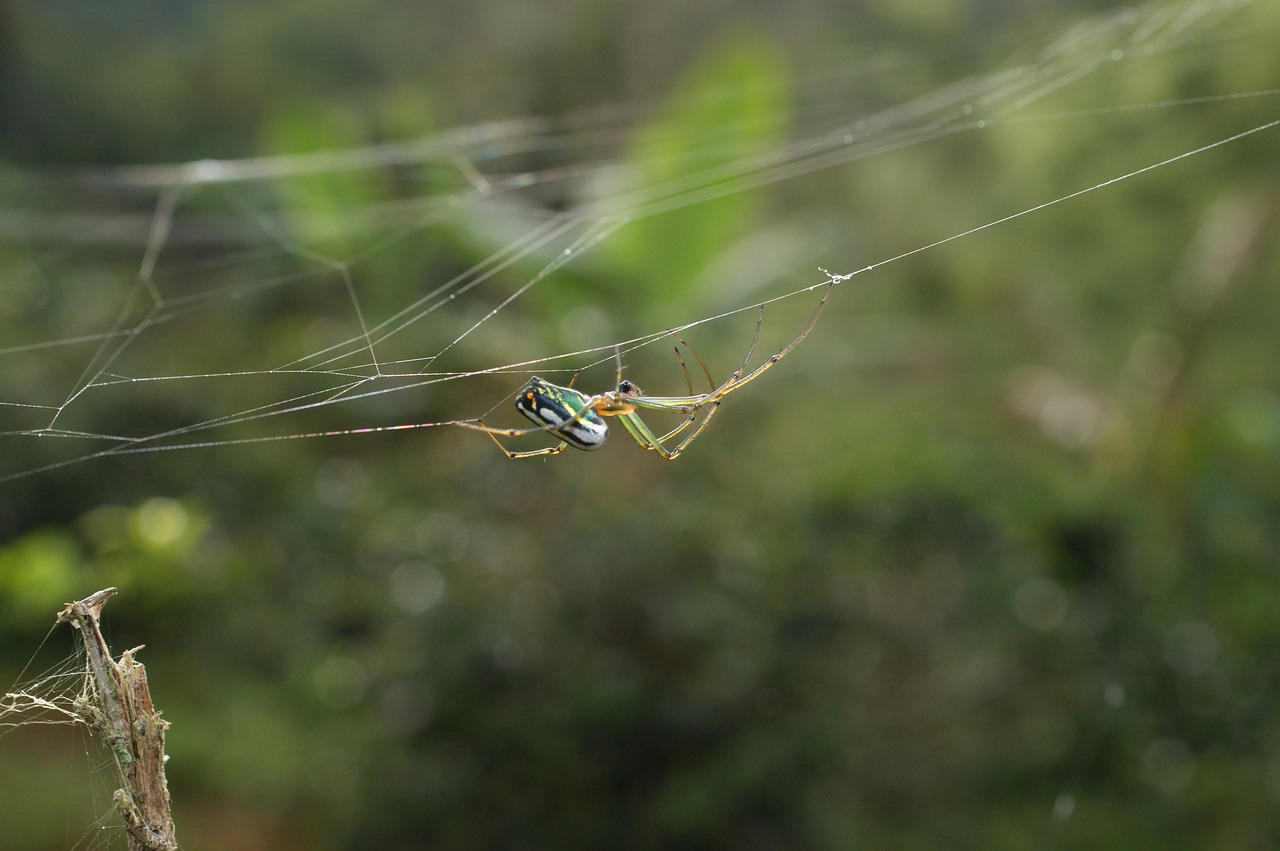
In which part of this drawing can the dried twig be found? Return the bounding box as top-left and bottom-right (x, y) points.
(57, 588), (178, 851)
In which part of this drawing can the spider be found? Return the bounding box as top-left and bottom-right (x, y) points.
(453, 276), (834, 460)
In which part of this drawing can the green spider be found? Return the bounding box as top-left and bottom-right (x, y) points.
(454, 278), (833, 460)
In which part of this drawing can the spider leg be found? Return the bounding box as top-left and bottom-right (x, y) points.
(483, 429), (570, 459)
(670, 331), (717, 394)
(674, 346), (694, 395)
(612, 346), (721, 458)
(661, 399), (724, 458)
(701, 277), (833, 404)
(654, 412), (700, 443)
(453, 417), (571, 458)
(612, 345), (625, 389)
(730, 303), (766, 383)
(618, 277), (834, 458)
(633, 331), (718, 444)
(615, 401), (723, 460)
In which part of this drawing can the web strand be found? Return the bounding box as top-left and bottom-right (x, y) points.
(0, 0), (1275, 480)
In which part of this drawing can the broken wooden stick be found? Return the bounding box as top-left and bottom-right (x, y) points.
(57, 587), (178, 851)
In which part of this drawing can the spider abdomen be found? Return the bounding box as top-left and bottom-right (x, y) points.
(516, 376), (608, 451)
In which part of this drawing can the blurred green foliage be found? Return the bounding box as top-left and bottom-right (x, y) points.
(2, 1), (1280, 850)
(601, 33), (789, 322)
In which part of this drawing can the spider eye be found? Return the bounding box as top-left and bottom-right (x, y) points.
(618, 380), (640, 396)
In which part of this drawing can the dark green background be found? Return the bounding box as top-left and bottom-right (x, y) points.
(2, 1), (1279, 848)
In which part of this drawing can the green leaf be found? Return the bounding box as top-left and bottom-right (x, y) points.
(602, 33), (790, 323)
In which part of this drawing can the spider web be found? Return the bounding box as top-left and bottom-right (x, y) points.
(1, 626), (131, 851)
(1, 0), (1278, 845)
(0, 0), (1276, 482)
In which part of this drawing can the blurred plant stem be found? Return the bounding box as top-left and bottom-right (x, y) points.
(1105, 193), (1274, 483)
